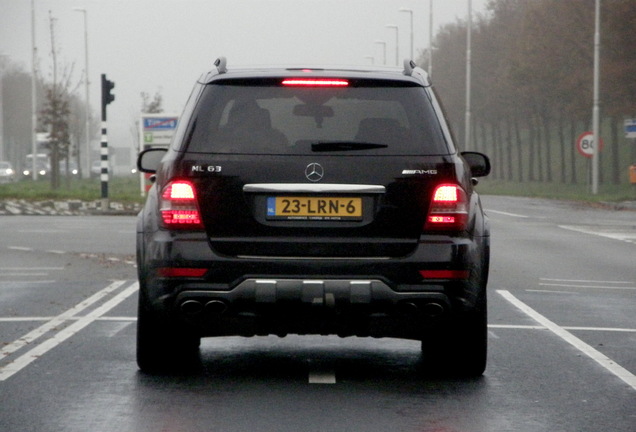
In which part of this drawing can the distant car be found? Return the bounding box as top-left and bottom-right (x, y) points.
(59, 160), (80, 176)
(22, 153), (49, 178)
(136, 57), (491, 376)
(22, 163), (49, 178)
(0, 161), (16, 183)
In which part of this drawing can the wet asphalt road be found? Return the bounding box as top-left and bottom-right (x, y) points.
(0, 196), (634, 431)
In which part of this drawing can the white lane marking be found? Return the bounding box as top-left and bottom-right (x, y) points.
(540, 278), (633, 284)
(539, 283), (636, 291)
(95, 316), (136, 322)
(17, 229), (67, 233)
(564, 326), (636, 333)
(0, 282), (138, 381)
(559, 225), (636, 244)
(0, 267), (64, 279)
(527, 290), (578, 295)
(488, 324), (546, 330)
(0, 280), (127, 362)
(0, 281), (56, 284)
(536, 278), (636, 291)
(486, 209), (530, 218)
(2, 318), (632, 333)
(0, 316), (137, 322)
(527, 289), (578, 294)
(309, 369), (336, 384)
(497, 290), (636, 391)
(489, 324), (636, 333)
(0, 267), (65, 271)
(7, 247), (33, 252)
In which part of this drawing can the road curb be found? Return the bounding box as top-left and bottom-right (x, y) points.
(0, 199), (141, 216)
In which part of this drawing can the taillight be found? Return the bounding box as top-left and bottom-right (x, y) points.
(159, 180), (203, 229)
(424, 184), (468, 231)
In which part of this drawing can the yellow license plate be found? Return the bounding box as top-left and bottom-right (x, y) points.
(267, 196), (362, 220)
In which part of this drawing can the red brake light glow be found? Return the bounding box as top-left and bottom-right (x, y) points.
(158, 267), (207, 278)
(281, 78), (349, 87)
(425, 184), (468, 231)
(160, 181), (203, 229)
(432, 185), (459, 202)
(419, 270), (470, 280)
(164, 182), (196, 200)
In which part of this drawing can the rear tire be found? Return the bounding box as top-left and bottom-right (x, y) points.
(136, 296), (201, 374)
(421, 303), (487, 378)
(452, 307), (487, 377)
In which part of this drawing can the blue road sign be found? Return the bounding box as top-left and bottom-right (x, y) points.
(625, 119), (636, 139)
(143, 117), (178, 130)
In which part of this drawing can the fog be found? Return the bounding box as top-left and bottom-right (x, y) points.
(0, 0), (488, 159)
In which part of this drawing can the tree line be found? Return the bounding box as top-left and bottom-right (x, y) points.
(0, 64), (162, 189)
(418, 0), (636, 186)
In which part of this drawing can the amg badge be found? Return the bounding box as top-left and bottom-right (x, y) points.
(402, 169), (437, 175)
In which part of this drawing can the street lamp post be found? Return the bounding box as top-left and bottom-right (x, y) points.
(399, 8), (414, 60)
(591, 0), (601, 195)
(31, 0), (38, 180)
(385, 24), (399, 66)
(0, 54), (7, 161)
(73, 8), (91, 178)
(465, 0), (472, 150)
(429, 0), (433, 77)
(374, 40), (387, 65)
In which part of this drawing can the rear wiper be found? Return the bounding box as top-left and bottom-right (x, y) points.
(311, 141), (388, 152)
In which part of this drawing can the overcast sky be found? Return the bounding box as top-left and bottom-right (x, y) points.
(0, 0), (489, 154)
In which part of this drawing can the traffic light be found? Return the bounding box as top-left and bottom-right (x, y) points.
(101, 74), (115, 120)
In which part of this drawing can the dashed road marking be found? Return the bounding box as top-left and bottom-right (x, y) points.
(308, 368), (337, 384)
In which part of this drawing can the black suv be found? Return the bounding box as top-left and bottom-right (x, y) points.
(136, 57), (491, 376)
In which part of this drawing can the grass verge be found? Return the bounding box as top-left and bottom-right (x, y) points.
(0, 176), (145, 204)
(478, 179), (636, 203)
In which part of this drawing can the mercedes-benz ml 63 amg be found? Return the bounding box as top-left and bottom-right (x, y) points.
(136, 57), (491, 376)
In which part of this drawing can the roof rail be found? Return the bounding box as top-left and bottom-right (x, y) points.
(214, 56), (227, 74)
(402, 59), (416, 76)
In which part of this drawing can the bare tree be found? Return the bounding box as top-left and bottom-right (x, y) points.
(141, 90), (164, 114)
(39, 11), (80, 189)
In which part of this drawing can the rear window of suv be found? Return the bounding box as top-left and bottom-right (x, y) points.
(182, 78), (451, 155)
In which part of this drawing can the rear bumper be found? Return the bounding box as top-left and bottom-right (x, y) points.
(174, 278), (451, 339)
(138, 229), (488, 339)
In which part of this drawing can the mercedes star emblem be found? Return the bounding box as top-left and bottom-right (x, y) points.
(305, 163), (324, 182)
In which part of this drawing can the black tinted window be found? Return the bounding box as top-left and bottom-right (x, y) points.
(183, 80), (451, 155)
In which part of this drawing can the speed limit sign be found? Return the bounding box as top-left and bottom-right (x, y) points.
(576, 131), (604, 158)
